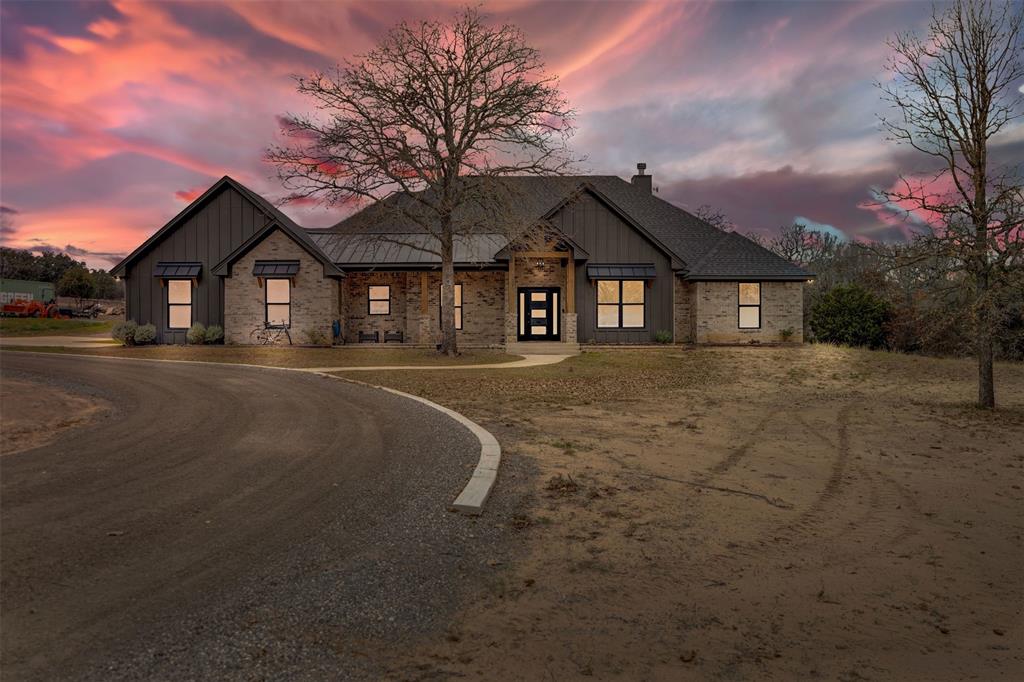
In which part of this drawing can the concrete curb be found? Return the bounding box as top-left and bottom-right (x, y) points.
(314, 372), (500, 515)
(5, 350), (503, 515)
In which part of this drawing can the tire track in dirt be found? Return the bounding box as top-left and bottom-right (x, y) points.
(699, 407), (782, 481)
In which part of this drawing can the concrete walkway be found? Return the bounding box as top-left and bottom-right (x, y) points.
(0, 334), (119, 348)
(305, 354), (573, 372)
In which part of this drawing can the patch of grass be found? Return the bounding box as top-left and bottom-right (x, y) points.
(0, 344), (522, 368)
(0, 318), (114, 337)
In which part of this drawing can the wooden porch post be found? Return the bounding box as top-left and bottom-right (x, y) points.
(566, 257), (575, 313)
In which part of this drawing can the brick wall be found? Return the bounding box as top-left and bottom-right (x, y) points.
(223, 229), (338, 344)
(341, 272), (409, 343)
(417, 270), (506, 347)
(673, 276), (695, 343)
(693, 281), (804, 343)
(342, 270), (505, 346)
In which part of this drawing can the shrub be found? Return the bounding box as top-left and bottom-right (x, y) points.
(111, 320), (138, 346)
(810, 284), (891, 349)
(654, 330), (673, 344)
(302, 326), (330, 346)
(204, 324), (224, 344)
(779, 326), (795, 342)
(186, 322), (207, 344)
(134, 323), (157, 345)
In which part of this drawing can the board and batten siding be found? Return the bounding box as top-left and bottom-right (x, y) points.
(123, 186), (271, 344)
(548, 191), (674, 343)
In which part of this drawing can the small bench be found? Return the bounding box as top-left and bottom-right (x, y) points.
(383, 331), (404, 343)
(358, 331), (379, 343)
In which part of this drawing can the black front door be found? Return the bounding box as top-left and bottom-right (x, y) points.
(518, 287), (560, 341)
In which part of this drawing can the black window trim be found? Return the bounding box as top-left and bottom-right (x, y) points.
(438, 283), (463, 330)
(596, 279), (646, 330)
(265, 277), (291, 329)
(738, 282), (762, 330)
(166, 279), (192, 331)
(368, 284), (391, 315)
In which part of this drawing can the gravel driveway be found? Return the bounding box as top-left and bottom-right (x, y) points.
(0, 352), (523, 680)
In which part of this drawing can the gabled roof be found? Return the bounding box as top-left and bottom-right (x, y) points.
(325, 175), (810, 280)
(211, 220), (342, 277)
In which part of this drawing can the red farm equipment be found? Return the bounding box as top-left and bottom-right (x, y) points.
(0, 300), (67, 319)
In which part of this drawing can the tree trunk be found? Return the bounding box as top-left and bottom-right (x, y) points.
(975, 270), (995, 409)
(439, 227), (458, 357)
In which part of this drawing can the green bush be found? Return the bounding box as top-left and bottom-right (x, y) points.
(186, 322), (206, 344)
(810, 284), (891, 349)
(111, 320), (138, 346)
(302, 326), (330, 346)
(654, 330), (673, 344)
(134, 323), (157, 345)
(204, 324), (224, 344)
(779, 326), (796, 342)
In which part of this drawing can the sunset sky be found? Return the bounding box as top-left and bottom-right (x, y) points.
(2, 0), (1022, 269)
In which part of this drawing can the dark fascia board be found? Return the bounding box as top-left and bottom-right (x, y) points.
(684, 274), (815, 282)
(111, 176), (261, 277)
(540, 182), (684, 269)
(331, 263), (506, 272)
(212, 221), (344, 278)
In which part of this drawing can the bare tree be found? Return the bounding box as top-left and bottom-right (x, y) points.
(267, 7), (576, 355)
(694, 204), (735, 231)
(878, 0), (1023, 408)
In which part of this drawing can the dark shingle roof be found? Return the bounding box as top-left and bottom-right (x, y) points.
(153, 262), (201, 278)
(323, 175), (810, 280)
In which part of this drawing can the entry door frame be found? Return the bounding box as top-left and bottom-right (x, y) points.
(517, 287), (561, 341)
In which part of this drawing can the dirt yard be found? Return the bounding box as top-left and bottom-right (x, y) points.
(341, 346), (1024, 681)
(0, 376), (111, 455)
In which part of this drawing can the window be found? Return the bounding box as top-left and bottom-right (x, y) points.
(167, 279), (192, 329)
(438, 284), (463, 329)
(738, 282), (761, 329)
(265, 278), (291, 327)
(597, 280), (645, 329)
(368, 285), (390, 315)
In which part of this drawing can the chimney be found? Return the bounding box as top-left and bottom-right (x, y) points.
(631, 162), (652, 193)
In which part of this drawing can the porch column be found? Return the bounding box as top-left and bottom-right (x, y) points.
(564, 255), (578, 344)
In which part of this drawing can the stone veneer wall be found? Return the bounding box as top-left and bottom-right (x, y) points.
(223, 229), (338, 344)
(693, 281), (804, 343)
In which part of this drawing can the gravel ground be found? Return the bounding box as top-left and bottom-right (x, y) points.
(1, 352), (535, 680)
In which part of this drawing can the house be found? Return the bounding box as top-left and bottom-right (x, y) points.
(111, 165), (811, 347)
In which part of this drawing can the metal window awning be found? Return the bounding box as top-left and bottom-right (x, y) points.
(586, 264), (657, 279)
(153, 262), (201, 279)
(252, 260), (300, 277)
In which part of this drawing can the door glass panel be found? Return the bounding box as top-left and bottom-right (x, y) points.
(622, 304), (644, 328)
(598, 304), (619, 328)
(532, 308), (547, 318)
(531, 325), (547, 335)
(552, 293), (558, 334)
(530, 292), (547, 302)
(519, 293), (526, 334)
(597, 280), (619, 303)
(622, 280), (644, 304)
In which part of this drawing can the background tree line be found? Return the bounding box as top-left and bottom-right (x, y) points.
(0, 246), (123, 301)
(748, 223), (1023, 361)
